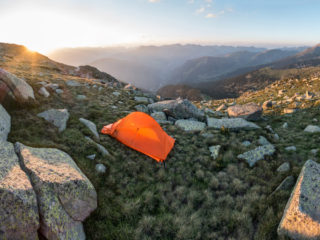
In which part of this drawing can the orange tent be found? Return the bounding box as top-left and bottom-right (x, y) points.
(101, 112), (175, 162)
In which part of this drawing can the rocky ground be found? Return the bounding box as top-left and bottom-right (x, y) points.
(1, 43), (320, 239)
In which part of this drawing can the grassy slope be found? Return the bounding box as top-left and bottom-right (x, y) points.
(2, 44), (320, 239)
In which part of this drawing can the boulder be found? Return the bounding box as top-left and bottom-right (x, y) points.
(79, 118), (99, 140)
(227, 103), (262, 121)
(0, 104), (10, 141)
(0, 141), (39, 239)
(237, 144), (275, 167)
(148, 99), (205, 120)
(37, 109), (69, 132)
(207, 117), (260, 131)
(15, 143), (97, 240)
(278, 160), (320, 239)
(0, 68), (35, 105)
(175, 119), (206, 132)
(304, 125), (320, 133)
(151, 112), (167, 121)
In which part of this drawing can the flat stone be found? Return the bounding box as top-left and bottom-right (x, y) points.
(15, 142), (97, 240)
(278, 160), (320, 239)
(0, 141), (39, 239)
(151, 112), (167, 121)
(258, 136), (271, 146)
(55, 89), (64, 94)
(134, 96), (149, 104)
(38, 87), (50, 97)
(242, 140), (251, 147)
(86, 154), (96, 160)
(207, 117), (260, 131)
(66, 80), (82, 87)
(237, 144), (275, 167)
(85, 136), (110, 156)
(209, 145), (221, 160)
(77, 95), (87, 100)
(37, 109), (69, 132)
(227, 103), (263, 121)
(175, 119), (206, 132)
(79, 118), (99, 141)
(148, 99), (204, 120)
(285, 146), (296, 151)
(0, 104), (10, 141)
(304, 125), (320, 133)
(277, 162), (290, 172)
(112, 91), (120, 97)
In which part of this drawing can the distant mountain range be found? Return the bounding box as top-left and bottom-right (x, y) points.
(49, 44), (269, 90)
(158, 44), (320, 99)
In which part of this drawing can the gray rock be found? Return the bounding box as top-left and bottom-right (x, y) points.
(85, 136), (110, 156)
(278, 160), (320, 239)
(15, 142), (97, 240)
(45, 83), (59, 90)
(285, 146), (296, 151)
(201, 133), (214, 138)
(0, 141), (39, 239)
(209, 145), (221, 160)
(265, 125), (274, 133)
(0, 104), (10, 141)
(237, 144), (275, 167)
(79, 118), (99, 140)
(66, 80), (82, 87)
(207, 117), (260, 131)
(38, 87), (50, 97)
(86, 154), (96, 160)
(0, 68), (35, 105)
(135, 104), (149, 113)
(134, 96), (149, 104)
(311, 149), (319, 155)
(112, 91), (120, 97)
(274, 133), (280, 141)
(95, 164), (106, 174)
(242, 140), (251, 147)
(258, 136), (271, 146)
(227, 103), (263, 121)
(37, 109), (69, 132)
(175, 119), (206, 132)
(282, 122), (288, 128)
(77, 95), (87, 100)
(55, 89), (64, 94)
(151, 112), (167, 121)
(277, 162), (290, 172)
(148, 99), (204, 120)
(304, 125), (320, 133)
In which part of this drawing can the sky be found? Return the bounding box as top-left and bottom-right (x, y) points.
(0, 0), (319, 53)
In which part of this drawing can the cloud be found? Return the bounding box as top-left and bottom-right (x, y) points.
(204, 0), (212, 2)
(188, 0), (195, 3)
(205, 13), (217, 18)
(148, 0), (160, 2)
(195, 7), (205, 14)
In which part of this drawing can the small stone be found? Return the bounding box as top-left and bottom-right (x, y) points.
(216, 104), (227, 111)
(282, 122), (288, 128)
(274, 176), (295, 192)
(135, 104), (148, 113)
(37, 109), (69, 132)
(311, 149), (319, 155)
(66, 80), (82, 87)
(285, 146), (296, 151)
(134, 96), (149, 104)
(112, 91), (120, 96)
(284, 108), (297, 114)
(77, 95), (87, 100)
(38, 87), (50, 97)
(209, 145), (221, 160)
(265, 125), (274, 133)
(85, 136), (110, 156)
(175, 119), (206, 132)
(151, 112), (167, 121)
(242, 141), (251, 147)
(79, 118), (100, 140)
(55, 89), (64, 94)
(274, 133), (280, 141)
(86, 154), (96, 160)
(238, 144), (275, 167)
(277, 162), (290, 172)
(95, 164), (106, 174)
(258, 136), (271, 146)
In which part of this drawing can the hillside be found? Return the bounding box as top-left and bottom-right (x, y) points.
(170, 49), (300, 85)
(2, 42), (320, 240)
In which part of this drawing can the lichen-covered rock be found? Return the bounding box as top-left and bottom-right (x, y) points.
(148, 99), (205, 120)
(227, 103), (262, 121)
(79, 118), (99, 140)
(209, 145), (221, 160)
(0, 104), (10, 141)
(175, 119), (206, 132)
(37, 109), (69, 132)
(0, 68), (35, 105)
(15, 142), (97, 240)
(278, 160), (320, 240)
(237, 144), (275, 167)
(207, 117), (260, 131)
(0, 141), (39, 239)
